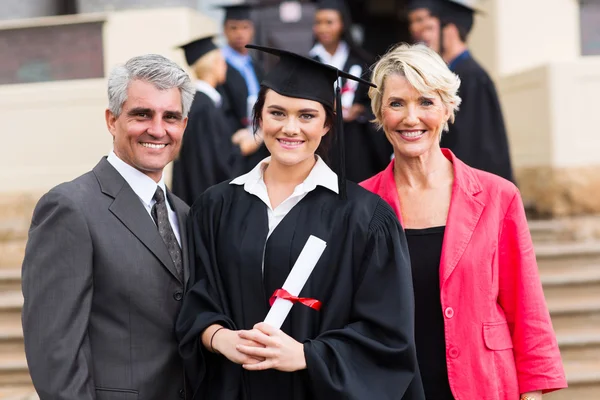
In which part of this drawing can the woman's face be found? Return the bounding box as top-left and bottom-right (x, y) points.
(260, 89), (330, 168)
(380, 74), (450, 159)
(313, 9), (344, 48)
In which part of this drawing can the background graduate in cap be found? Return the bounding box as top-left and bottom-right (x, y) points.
(217, 3), (269, 172)
(310, 0), (393, 183)
(171, 34), (241, 206)
(408, 0), (515, 183)
(176, 44), (424, 400)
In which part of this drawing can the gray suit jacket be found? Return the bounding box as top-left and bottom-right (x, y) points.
(22, 158), (191, 400)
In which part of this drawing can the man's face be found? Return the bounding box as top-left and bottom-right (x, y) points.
(224, 19), (255, 53)
(105, 80), (188, 182)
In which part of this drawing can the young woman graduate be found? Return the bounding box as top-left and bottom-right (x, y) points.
(310, 0), (392, 182)
(176, 45), (424, 400)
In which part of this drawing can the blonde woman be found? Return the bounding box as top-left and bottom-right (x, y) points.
(361, 43), (566, 400)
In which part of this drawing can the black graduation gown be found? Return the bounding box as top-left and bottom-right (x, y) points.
(440, 53), (515, 182)
(171, 92), (239, 206)
(176, 181), (424, 400)
(218, 59), (270, 173)
(313, 50), (393, 183)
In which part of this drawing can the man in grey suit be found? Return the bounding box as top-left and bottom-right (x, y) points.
(22, 54), (196, 400)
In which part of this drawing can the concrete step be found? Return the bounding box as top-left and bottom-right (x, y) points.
(0, 219), (29, 243)
(529, 215), (600, 244)
(0, 291), (23, 329)
(0, 270), (21, 292)
(0, 387), (38, 400)
(556, 325), (600, 363)
(536, 241), (600, 269)
(0, 194), (38, 223)
(542, 264), (600, 309)
(546, 383), (600, 400)
(0, 318), (24, 356)
(0, 349), (30, 387)
(0, 241), (26, 270)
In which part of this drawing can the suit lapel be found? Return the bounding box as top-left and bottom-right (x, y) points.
(439, 150), (485, 287)
(93, 158), (182, 283)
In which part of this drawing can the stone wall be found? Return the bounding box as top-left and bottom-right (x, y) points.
(518, 166), (600, 217)
(0, 0), (57, 21)
(0, 20), (104, 84)
(76, 0), (197, 13)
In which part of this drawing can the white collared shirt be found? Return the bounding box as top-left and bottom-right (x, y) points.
(309, 41), (350, 71)
(195, 80), (222, 107)
(107, 151), (181, 246)
(230, 156), (338, 239)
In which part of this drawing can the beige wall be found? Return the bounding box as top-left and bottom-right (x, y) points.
(1, 8), (216, 194)
(1, 79), (110, 192)
(499, 56), (600, 169)
(470, 0), (581, 78)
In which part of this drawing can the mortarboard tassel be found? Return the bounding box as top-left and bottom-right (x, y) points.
(335, 73), (347, 200)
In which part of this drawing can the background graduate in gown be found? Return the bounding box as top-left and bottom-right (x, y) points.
(176, 45), (424, 400)
(408, 0), (514, 182)
(171, 35), (240, 206)
(217, 3), (269, 172)
(310, 0), (392, 183)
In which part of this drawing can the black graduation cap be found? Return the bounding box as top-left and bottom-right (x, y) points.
(406, 0), (442, 13)
(316, 0), (349, 12)
(217, 3), (253, 21)
(178, 35), (217, 66)
(439, 0), (483, 33)
(246, 44), (375, 198)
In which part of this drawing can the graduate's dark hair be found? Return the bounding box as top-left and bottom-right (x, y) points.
(252, 85), (335, 162)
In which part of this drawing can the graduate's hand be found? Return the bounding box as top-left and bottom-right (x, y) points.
(211, 328), (265, 366)
(232, 129), (263, 155)
(231, 129), (251, 145)
(343, 104), (365, 122)
(237, 322), (307, 372)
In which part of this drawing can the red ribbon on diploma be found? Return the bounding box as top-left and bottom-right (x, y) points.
(269, 288), (322, 311)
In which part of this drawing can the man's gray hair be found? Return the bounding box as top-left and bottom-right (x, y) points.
(107, 54), (195, 118)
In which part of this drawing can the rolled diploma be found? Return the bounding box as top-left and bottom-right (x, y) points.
(263, 235), (327, 329)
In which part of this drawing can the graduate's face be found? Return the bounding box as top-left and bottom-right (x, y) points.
(224, 20), (254, 53)
(105, 80), (188, 182)
(419, 16), (442, 53)
(260, 89), (330, 167)
(408, 8), (432, 43)
(380, 74), (449, 159)
(314, 9), (344, 47)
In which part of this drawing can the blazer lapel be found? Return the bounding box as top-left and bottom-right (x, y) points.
(94, 158), (182, 283)
(439, 150), (485, 287)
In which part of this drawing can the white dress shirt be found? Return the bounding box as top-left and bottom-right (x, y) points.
(195, 80), (222, 107)
(230, 156), (338, 239)
(309, 41), (350, 71)
(107, 151), (181, 246)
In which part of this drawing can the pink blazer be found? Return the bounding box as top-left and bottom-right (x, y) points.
(361, 149), (567, 399)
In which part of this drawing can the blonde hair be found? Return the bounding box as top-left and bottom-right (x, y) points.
(192, 48), (223, 80)
(369, 43), (462, 132)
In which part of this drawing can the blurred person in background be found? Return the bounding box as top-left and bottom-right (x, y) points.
(361, 43), (567, 400)
(407, 0), (514, 182)
(218, 3), (269, 172)
(310, 0), (392, 182)
(22, 54), (194, 400)
(172, 35), (244, 206)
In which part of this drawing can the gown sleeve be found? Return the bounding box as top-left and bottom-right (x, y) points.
(175, 195), (238, 398)
(448, 74), (514, 183)
(303, 199), (424, 400)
